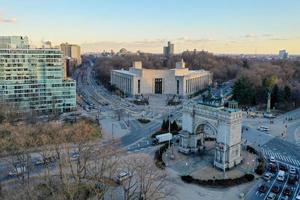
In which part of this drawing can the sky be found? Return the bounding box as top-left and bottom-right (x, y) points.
(1, 0), (300, 54)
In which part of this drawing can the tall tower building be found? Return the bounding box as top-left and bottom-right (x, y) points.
(60, 43), (82, 65)
(163, 41), (174, 58)
(279, 49), (288, 59)
(0, 36), (76, 113)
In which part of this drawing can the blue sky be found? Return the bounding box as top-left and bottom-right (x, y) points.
(1, 0), (300, 53)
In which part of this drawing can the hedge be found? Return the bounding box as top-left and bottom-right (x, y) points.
(154, 143), (169, 169)
(181, 173), (255, 188)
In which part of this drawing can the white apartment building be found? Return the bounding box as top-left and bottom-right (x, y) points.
(0, 36), (76, 113)
(111, 60), (212, 96)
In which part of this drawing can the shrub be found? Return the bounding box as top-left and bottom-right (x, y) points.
(138, 118), (150, 124)
(181, 173), (254, 188)
(255, 159), (266, 175)
(246, 145), (257, 154)
(154, 143), (169, 169)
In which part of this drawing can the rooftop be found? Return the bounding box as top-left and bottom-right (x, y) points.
(113, 69), (137, 76)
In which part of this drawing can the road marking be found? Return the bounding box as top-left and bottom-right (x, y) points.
(292, 181), (300, 200)
(292, 159), (297, 166)
(264, 173), (280, 200)
(277, 173), (289, 200)
(278, 155), (283, 160)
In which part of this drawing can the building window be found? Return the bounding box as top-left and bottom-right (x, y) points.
(138, 80), (141, 94)
(154, 78), (162, 94)
(176, 80), (179, 95)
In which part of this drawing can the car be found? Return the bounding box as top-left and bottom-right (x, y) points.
(42, 155), (58, 164)
(268, 163), (278, 173)
(71, 152), (80, 161)
(8, 165), (26, 176)
(277, 170), (285, 182)
(116, 171), (132, 183)
(271, 184), (281, 194)
(263, 172), (273, 181)
(279, 163), (288, 172)
(283, 187), (292, 196)
(34, 158), (44, 165)
(258, 184), (268, 193)
(289, 166), (297, 174)
(296, 192), (300, 200)
(288, 174), (298, 184)
(267, 192), (276, 200)
(257, 125), (270, 132)
(269, 156), (276, 163)
(280, 196), (289, 200)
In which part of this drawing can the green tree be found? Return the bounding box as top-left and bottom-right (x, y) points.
(242, 60), (250, 69)
(263, 75), (278, 92)
(232, 77), (256, 105)
(161, 120), (168, 131)
(284, 85), (291, 101)
(171, 120), (179, 132)
(271, 84), (279, 108)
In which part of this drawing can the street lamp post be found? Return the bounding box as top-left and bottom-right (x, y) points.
(112, 123), (115, 141)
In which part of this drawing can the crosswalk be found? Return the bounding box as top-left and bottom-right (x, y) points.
(261, 148), (300, 167)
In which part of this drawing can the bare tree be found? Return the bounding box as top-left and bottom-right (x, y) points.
(120, 154), (173, 200)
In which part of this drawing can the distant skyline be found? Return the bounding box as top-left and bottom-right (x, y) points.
(1, 0), (300, 54)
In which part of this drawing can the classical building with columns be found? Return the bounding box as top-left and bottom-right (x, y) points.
(110, 60), (212, 96)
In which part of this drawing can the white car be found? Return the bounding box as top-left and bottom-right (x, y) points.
(263, 172), (273, 180)
(8, 165), (26, 176)
(267, 192), (276, 200)
(257, 125), (270, 132)
(269, 156), (276, 163)
(289, 166), (296, 174)
(296, 193), (300, 200)
(116, 171), (132, 183)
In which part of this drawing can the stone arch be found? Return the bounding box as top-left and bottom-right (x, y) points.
(194, 121), (218, 151)
(194, 121), (218, 137)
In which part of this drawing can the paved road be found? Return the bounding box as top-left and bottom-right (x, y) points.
(245, 158), (300, 200)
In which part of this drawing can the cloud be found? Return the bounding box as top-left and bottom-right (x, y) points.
(269, 37), (290, 41)
(261, 34), (273, 38)
(244, 33), (257, 38)
(0, 13), (17, 23)
(81, 37), (216, 53)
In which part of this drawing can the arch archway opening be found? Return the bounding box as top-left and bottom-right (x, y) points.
(195, 123), (217, 154)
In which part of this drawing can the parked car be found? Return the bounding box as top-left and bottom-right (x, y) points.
(280, 196), (289, 200)
(263, 172), (273, 181)
(288, 174), (298, 185)
(71, 152), (80, 161)
(258, 184), (268, 193)
(279, 163), (288, 172)
(267, 192), (276, 200)
(116, 171), (132, 183)
(277, 170), (285, 182)
(271, 184), (282, 194)
(289, 166), (297, 174)
(268, 163), (277, 173)
(283, 187), (292, 196)
(8, 165), (26, 176)
(296, 191), (300, 200)
(269, 156), (276, 163)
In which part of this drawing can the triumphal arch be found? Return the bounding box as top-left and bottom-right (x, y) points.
(178, 97), (243, 170)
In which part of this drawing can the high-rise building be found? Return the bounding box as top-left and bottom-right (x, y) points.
(0, 36), (29, 49)
(163, 41), (174, 57)
(279, 49), (288, 59)
(0, 36), (76, 113)
(60, 43), (82, 65)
